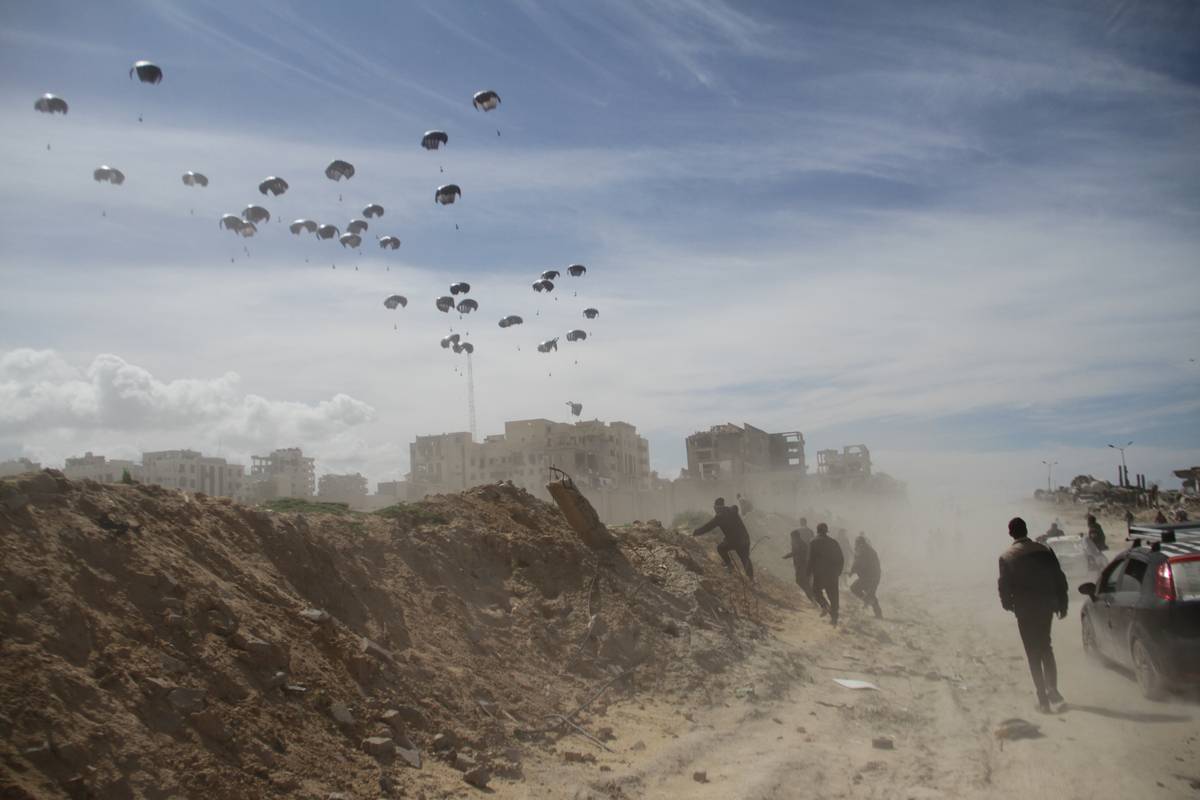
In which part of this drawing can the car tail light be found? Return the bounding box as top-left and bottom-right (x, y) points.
(1155, 561), (1176, 601)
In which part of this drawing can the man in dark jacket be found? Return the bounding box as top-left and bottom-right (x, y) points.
(782, 518), (814, 600)
(998, 517), (1069, 712)
(807, 523), (844, 625)
(1085, 514), (1107, 552)
(849, 534), (883, 618)
(693, 498), (754, 580)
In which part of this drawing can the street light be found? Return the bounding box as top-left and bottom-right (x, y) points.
(1108, 441), (1132, 486)
(1041, 460), (1058, 493)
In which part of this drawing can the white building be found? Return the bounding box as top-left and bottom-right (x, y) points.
(0, 457), (42, 478)
(63, 452), (143, 484)
(142, 449), (246, 499)
(247, 447), (316, 501)
(317, 472), (369, 507)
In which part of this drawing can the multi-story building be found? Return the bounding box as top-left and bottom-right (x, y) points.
(0, 457), (42, 478)
(142, 449), (246, 499)
(248, 447), (315, 500)
(317, 472), (369, 506)
(816, 445), (871, 481)
(410, 419), (651, 495)
(63, 452), (143, 484)
(685, 423), (805, 480)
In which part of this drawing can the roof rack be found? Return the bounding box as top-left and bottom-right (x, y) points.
(1127, 521), (1200, 557)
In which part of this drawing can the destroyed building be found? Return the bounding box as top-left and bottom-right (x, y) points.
(317, 472), (370, 507)
(816, 445), (871, 483)
(247, 447), (316, 501)
(684, 423), (805, 480)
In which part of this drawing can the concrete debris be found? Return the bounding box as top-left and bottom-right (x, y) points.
(432, 731), (458, 751)
(329, 702), (355, 727)
(693, 770), (709, 783)
(463, 765), (491, 789)
(361, 736), (395, 759)
(872, 736), (895, 750)
(299, 607), (332, 624)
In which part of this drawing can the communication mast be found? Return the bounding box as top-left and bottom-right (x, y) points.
(467, 352), (477, 441)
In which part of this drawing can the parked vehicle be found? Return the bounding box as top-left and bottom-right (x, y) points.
(1044, 534), (1094, 579)
(1077, 522), (1200, 698)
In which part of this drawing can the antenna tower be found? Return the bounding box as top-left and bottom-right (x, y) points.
(467, 352), (478, 441)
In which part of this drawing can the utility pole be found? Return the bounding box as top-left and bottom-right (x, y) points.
(1041, 459), (1058, 493)
(1108, 441), (1132, 487)
(466, 352), (477, 442)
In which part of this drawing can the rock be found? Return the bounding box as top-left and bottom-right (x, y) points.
(597, 726), (615, 742)
(167, 687), (206, 713)
(361, 736), (395, 760)
(693, 771), (708, 783)
(453, 752), (477, 772)
(327, 793), (349, 800)
(359, 636), (394, 663)
(432, 731), (458, 751)
(232, 632), (289, 671)
(191, 710), (233, 742)
(380, 775), (397, 794)
(395, 741), (422, 769)
(872, 736), (894, 750)
(159, 653), (188, 675)
(161, 596), (184, 611)
(265, 671), (288, 690)
(329, 702), (355, 727)
(1, 492), (30, 511)
(299, 607), (332, 624)
(463, 765), (491, 789)
(563, 751), (596, 764)
(282, 683), (308, 695)
(630, 740), (646, 751)
(390, 705), (426, 730)
(140, 676), (173, 699)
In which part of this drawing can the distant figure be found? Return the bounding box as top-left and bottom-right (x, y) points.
(1154, 509), (1169, 524)
(1085, 514), (1107, 552)
(1175, 507), (1190, 522)
(807, 523), (844, 625)
(693, 497), (754, 581)
(849, 533), (883, 618)
(783, 517), (814, 600)
(736, 493), (754, 515)
(1123, 509), (1135, 527)
(835, 528), (853, 582)
(1036, 521), (1064, 544)
(998, 517), (1068, 713)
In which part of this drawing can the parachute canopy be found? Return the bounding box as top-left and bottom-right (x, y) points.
(498, 315), (524, 328)
(325, 159), (355, 181)
(93, 166), (125, 185)
(567, 401), (583, 417)
(532, 279), (554, 293)
(377, 235), (401, 250)
(567, 264), (587, 277)
(289, 219), (318, 235)
(219, 214), (245, 232)
(456, 298), (478, 314)
(34, 94), (68, 114)
(338, 232), (362, 248)
(316, 223), (339, 240)
(384, 294), (408, 310)
(435, 184), (462, 205)
(242, 205), (270, 224)
(537, 338), (559, 353)
(449, 282), (471, 295)
(181, 171), (208, 187)
(421, 130), (448, 150)
(583, 307), (599, 319)
(235, 221), (258, 238)
(362, 203), (384, 219)
(454, 341), (475, 355)
(258, 176), (289, 197)
(129, 61), (163, 84)
(346, 219), (369, 235)
(540, 269), (560, 281)
(435, 296), (455, 313)
(566, 329), (588, 342)
(441, 333), (461, 349)
(472, 90), (501, 111)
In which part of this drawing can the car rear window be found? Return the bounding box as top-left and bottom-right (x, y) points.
(1049, 539), (1083, 556)
(1173, 559), (1200, 602)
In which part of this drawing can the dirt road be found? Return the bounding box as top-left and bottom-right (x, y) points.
(515, 560), (1200, 800)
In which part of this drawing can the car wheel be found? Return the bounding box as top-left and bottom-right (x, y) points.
(1081, 615), (1102, 663)
(1131, 638), (1166, 701)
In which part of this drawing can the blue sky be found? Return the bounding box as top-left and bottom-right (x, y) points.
(1, 0), (1198, 498)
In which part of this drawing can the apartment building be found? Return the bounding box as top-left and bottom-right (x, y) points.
(0, 457), (42, 478)
(248, 447), (316, 500)
(142, 449), (246, 499)
(63, 452), (143, 483)
(685, 423), (806, 480)
(317, 472), (369, 506)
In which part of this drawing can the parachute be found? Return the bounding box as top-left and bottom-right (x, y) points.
(540, 269), (561, 281)
(346, 219), (369, 235)
(92, 166), (125, 185)
(472, 90), (501, 111)
(498, 315), (524, 328)
(567, 264), (587, 277)
(129, 61), (163, 84)
(537, 338), (559, 353)
(34, 94), (68, 114)
(377, 235), (401, 250)
(532, 279), (554, 293)
(435, 184), (462, 205)
(242, 205), (270, 224)
(181, 171), (209, 187)
(316, 223), (339, 240)
(258, 176), (289, 197)
(567, 401), (583, 417)
(441, 333), (461, 349)
(325, 160), (355, 181)
(220, 214), (245, 232)
(583, 308), (599, 319)
(435, 296), (455, 313)
(338, 232), (362, 248)
(421, 130), (448, 150)
(362, 204), (384, 219)
(384, 295), (408, 310)
(235, 221), (258, 238)
(289, 219), (318, 235)
(566, 329), (588, 342)
(454, 341), (475, 354)
(450, 282), (471, 295)
(456, 298), (478, 314)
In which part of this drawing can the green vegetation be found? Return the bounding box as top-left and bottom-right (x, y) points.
(374, 502), (448, 526)
(120, 469), (136, 484)
(263, 498), (353, 516)
(670, 510), (710, 530)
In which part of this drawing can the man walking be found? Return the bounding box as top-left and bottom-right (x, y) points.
(783, 517), (814, 600)
(998, 517), (1069, 712)
(807, 523), (844, 625)
(849, 533), (883, 619)
(693, 497), (754, 581)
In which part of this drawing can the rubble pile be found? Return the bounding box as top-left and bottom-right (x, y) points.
(0, 471), (795, 799)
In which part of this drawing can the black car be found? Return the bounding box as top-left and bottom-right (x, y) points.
(1077, 522), (1200, 698)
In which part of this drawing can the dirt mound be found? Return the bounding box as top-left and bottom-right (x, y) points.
(0, 471), (795, 799)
